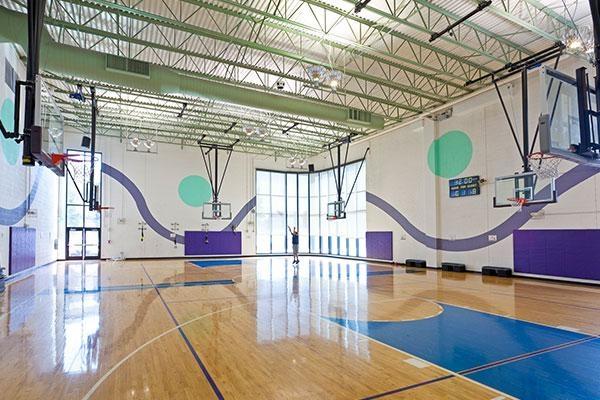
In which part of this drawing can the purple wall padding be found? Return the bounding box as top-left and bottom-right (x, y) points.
(184, 231), (242, 256)
(366, 231), (393, 261)
(9, 227), (36, 275)
(514, 229), (600, 280)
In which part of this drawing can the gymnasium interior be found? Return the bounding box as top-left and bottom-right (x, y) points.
(0, 0), (599, 398)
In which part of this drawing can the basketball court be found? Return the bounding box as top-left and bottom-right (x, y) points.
(1, 0), (600, 399)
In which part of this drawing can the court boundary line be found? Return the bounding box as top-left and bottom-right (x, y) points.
(141, 264), (224, 400)
(75, 258), (593, 400)
(313, 308), (516, 399)
(460, 336), (599, 375)
(360, 375), (454, 400)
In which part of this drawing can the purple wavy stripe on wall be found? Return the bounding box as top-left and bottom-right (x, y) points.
(0, 171), (40, 226)
(367, 164), (600, 252)
(225, 197), (256, 231)
(101, 161), (599, 251)
(101, 163), (186, 244)
(101, 163), (257, 244)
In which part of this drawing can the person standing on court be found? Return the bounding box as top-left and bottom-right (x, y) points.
(288, 226), (299, 264)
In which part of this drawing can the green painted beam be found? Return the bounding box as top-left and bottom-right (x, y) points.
(0, 6), (385, 129)
(467, 0), (560, 42)
(43, 17), (420, 117)
(187, 0), (478, 86)
(332, 0), (530, 64)
(410, 0), (534, 56)
(59, 0), (447, 103)
(522, 0), (576, 28)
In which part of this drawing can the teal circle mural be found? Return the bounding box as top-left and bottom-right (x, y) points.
(178, 175), (212, 207)
(427, 130), (473, 178)
(0, 99), (19, 165)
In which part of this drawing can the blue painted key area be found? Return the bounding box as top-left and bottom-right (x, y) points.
(190, 259), (243, 268)
(329, 303), (599, 399)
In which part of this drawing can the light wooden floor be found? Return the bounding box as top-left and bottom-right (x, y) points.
(1, 256), (599, 399)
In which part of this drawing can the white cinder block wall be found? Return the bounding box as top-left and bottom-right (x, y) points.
(59, 131), (290, 259)
(307, 56), (599, 271)
(0, 44), (60, 274)
(2, 49), (593, 273)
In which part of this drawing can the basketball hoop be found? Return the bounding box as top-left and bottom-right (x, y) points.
(51, 153), (82, 165)
(507, 197), (528, 211)
(528, 152), (562, 179)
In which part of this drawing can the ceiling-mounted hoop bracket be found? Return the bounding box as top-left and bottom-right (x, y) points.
(325, 134), (369, 218)
(197, 134), (240, 211)
(486, 44), (564, 174)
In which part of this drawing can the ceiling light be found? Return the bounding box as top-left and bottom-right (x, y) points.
(143, 139), (155, 149)
(243, 126), (257, 136)
(299, 158), (307, 167)
(307, 65), (327, 83)
(326, 70), (344, 91)
(562, 26), (593, 55)
(130, 137), (140, 148)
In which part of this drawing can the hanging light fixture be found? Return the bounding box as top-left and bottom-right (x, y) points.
(143, 138), (155, 150)
(562, 26), (594, 55)
(299, 158), (307, 167)
(325, 70), (344, 91)
(130, 136), (140, 148)
(306, 65), (344, 91)
(307, 65), (327, 83)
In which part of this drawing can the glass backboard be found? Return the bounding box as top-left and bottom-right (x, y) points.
(202, 202), (232, 220)
(539, 66), (598, 164)
(494, 172), (556, 208)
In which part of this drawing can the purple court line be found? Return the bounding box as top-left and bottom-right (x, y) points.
(460, 336), (599, 376)
(360, 375), (454, 400)
(140, 264), (225, 400)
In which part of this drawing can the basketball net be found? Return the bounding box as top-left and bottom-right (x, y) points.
(507, 197), (528, 212)
(528, 152), (562, 180)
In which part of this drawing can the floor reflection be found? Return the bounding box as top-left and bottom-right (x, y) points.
(63, 263), (100, 374)
(255, 258), (372, 357)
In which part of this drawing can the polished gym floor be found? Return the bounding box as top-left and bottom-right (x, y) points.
(1, 257), (599, 399)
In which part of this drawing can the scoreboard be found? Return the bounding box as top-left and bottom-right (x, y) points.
(449, 175), (480, 198)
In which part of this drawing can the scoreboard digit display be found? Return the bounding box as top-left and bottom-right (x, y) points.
(449, 175), (480, 198)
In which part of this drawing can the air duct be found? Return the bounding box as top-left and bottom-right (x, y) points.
(0, 7), (384, 129)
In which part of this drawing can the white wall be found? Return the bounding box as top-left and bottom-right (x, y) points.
(0, 44), (60, 274)
(311, 56), (599, 271)
(60, 130), (287, 259)
(57, 54), (598, 271)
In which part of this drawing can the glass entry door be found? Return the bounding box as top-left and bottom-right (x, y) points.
(67, 228), (101, 260)
(65, 150), (102, 260)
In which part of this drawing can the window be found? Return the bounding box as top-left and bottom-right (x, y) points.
(65, 150), (102, 259)
(255, 160), (366, 257)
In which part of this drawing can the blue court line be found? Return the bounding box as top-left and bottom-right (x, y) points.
(141, 265), (225, 400)
(190, 259), (243, 268)
(64, 279), (235, 294)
